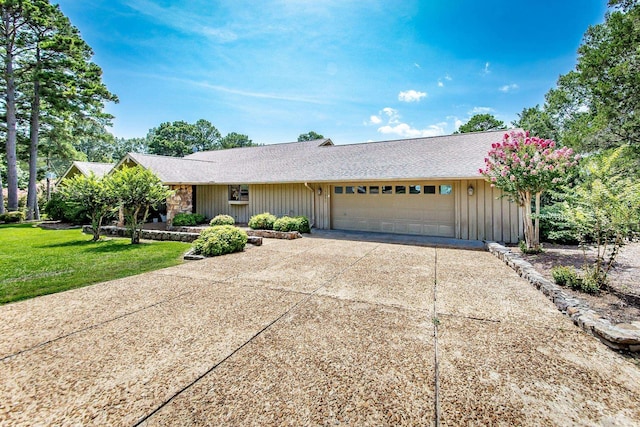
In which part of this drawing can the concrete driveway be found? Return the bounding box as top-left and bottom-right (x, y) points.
(1, 236), (639, 426)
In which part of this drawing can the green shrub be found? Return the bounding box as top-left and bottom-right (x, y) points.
(519, 240), (543, 254)
(172, 212), (207, 227)
(295, 216), (311, 233)
(248, 212), (276, 230)
(0, 211), (25, 223)
(210, 214), (235, 226)
(43, 192), (88, 224)
(192, 225), (248, 257)
(551, 266), (577, 286)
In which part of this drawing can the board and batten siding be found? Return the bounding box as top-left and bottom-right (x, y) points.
(195, 184), (315, 225)
(455, 179), (522, 244)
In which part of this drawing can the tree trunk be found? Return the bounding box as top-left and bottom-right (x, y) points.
(0, 169), (4, 214)
(27, 70), (41, 220)
(520, 190), (540, 251)
(3, 12), (19, 212)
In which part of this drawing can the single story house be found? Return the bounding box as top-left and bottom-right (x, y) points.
(57, 161), (115, 185)
(114, 129), (523, 243)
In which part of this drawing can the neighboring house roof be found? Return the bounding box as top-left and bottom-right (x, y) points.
(57, 161), (115, 184)
(119, 130), (515, 185)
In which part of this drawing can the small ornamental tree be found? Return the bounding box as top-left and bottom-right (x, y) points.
(480, 131), (578, 251)
(59, 173), (116, 241)
(109, 166), (173, 244)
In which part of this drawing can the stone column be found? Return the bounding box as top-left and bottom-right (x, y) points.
(166, 185), (193, 227)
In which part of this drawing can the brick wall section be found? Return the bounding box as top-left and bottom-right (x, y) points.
(166, 185), (193, 226)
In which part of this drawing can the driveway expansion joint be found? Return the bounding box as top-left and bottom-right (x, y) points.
(486, 241), (640, 353)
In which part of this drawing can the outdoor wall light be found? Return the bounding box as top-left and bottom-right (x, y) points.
(317, 187), (323, 196)
(467, 185), (475, 196)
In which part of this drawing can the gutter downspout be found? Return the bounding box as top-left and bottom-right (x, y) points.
(304, 182), (316, 228)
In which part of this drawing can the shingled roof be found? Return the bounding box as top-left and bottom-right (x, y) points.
(121, 130), (513, 185)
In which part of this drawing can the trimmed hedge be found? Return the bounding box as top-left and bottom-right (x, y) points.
(248, 212), (277, 230)
(0, 211), (25, 223)
(210, 214), (235, 226)
(551, 266), (576, 286)
(172, 213), (207, 227)
(273, 215), (310, 233)
(192, 225), (248, 257)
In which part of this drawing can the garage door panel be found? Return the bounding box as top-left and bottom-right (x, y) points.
(332, 183), (456, 237)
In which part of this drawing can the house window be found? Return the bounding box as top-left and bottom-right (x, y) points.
(395, 185), (406, 194)
(357, 186), (367, 194)
(439, 185), (452, 195)
(409, 185), (421, 194)
(229, 184), (249, 201)
(345, 186), (355, 194)
(424, 185), (436, 194)
(369, 185), (380, 194)
(334, 186), (344, 194)
(382, 185), (393, 194)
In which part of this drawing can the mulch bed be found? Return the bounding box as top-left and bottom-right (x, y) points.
(515, 242), (640, 325)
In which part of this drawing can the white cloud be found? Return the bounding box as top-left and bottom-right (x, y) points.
(499, 83), (519, 93)
(398, 90), (427, 102)
(454, 118), (463, 131)
(381, 107), (400, 123)
(378, 123), (445, 138)
(437, 80), (444, 87)
(483, 62), (491, 75)
(414, 63), (422, 69)
(445, 74), (452, 81)
(469, 106), (494, 115)
(369, 115), (382, 125)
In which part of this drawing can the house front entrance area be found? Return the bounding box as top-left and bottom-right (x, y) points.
(331, 182), (456, 237)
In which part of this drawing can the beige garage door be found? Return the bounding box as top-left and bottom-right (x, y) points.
(331, 182), (455, 237)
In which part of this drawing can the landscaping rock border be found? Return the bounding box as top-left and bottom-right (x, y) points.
(485, 241), (640, 352)
(170, 226), (302, 240)
(83, 225), (200, 242)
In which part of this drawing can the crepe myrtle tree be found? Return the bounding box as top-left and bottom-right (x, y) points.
(109, 165), (173, 244)
(480, 131), (578, 252)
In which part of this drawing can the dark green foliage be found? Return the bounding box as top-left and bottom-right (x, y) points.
(273, 215), (311, 233)
(210, 214), (235, 226)
(539, 203), (580, 244)
(551, 266), (577, 286)
(456, 114), (506, 134)
(298, 131), (324, 142)
(192, 225), (247, 257)
(248, 212), (276, 230)
(172, 212), (207, 227)
(43, 192), (89, 224)
(0, 211), (25, 223)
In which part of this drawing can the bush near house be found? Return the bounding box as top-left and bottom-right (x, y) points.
(248, 212), (277, 230)
(210, 214), (235, 226)
(273, 215), (310, 233)
(0, 211), (25, 223)
(43, 192), (91, 225)
(172, 212), (207, 226)
(192, 225), (248, 257)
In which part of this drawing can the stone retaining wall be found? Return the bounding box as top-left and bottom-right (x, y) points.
(83, 225), (200, 242)
(171, 226), (302, 240)
(486, 241), (640, 353)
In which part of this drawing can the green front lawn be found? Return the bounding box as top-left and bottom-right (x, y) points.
(0, 223), (191, 304)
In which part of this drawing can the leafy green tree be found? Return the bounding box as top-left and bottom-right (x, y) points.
(546, 3), (640, 152)
(59, 172), (115, 241)
(109, 165), (172, 244)
(111, 136), (148, 160)
(148, 119), (221, 157)
(512, 105), (558, 141)
(554, 146), (640, 288)
(456, 114), (506, 134)
(480, 131), (578, 252)
(297, 131), (324, 142)
(220, 132), (255, 149)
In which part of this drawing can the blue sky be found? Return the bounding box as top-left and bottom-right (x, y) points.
(55, 0), (608, 145)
